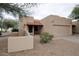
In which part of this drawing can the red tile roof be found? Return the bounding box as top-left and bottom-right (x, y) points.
(27, 20), (43, 25)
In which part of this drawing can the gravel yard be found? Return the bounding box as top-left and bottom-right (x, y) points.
(0, 35), (79, 56)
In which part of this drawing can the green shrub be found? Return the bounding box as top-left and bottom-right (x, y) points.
(40, 32), (53, 43)
(12, 28), (19, 32)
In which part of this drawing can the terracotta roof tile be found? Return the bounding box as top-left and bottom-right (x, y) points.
(27, 20), (43, 25)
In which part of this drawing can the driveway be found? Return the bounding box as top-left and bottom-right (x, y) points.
(54, 34), (79, 44)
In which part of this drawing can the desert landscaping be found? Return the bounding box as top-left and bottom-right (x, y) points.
(0, 3), (79, 56)
(0, 34), (79, 56)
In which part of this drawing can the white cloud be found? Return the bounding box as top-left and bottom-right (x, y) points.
(3, 3), (78, 20)
(30, 3), (77, 19)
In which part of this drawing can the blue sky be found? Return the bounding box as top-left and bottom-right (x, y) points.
(4, 3), (78, 20)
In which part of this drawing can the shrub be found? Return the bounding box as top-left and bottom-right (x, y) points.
(40, 32), (53, 43)
(12, 28), (19, 32)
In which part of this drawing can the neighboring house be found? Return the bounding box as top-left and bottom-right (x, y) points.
(72, 20), (79, 34)
(19, 15), (72, 37)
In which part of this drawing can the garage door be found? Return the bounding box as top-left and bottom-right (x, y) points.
(53, 25), (72, 37)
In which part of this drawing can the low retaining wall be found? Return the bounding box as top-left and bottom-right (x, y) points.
(8, 36), (33, 53)
(9, 32), (19, 36)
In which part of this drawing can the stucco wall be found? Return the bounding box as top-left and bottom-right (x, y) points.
(19, 15), (72, 37)
(42, 15), (72, 37)
(8, 36), (33, 52)
(19, 16), (34, 36)
(75, 23), (79, 33)
(9, 32), (19, 36)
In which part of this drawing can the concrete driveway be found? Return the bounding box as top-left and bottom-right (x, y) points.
(54, 34), (79, 44)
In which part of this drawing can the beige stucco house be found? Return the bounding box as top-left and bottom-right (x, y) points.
(19, 15), (72, 37)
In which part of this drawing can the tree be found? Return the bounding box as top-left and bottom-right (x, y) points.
(3, 20), (17, 32)
(0, 3), (25, 35)
(0, 3), (38, 35)
(0, 3), (38, 18)
(69, 5), (79, 19)
(0, 3), (26, 18)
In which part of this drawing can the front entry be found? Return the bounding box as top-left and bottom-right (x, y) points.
(34, 25), (43, 34)
(27, 25), (43, 35)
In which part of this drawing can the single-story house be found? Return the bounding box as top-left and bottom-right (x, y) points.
(19, 15), (72, 37)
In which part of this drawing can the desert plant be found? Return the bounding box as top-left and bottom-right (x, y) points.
(40, 32), (53, 43)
